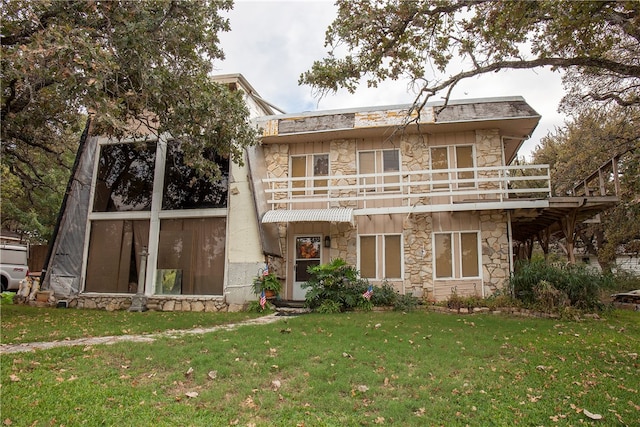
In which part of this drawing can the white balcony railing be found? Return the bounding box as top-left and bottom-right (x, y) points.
(263, 164), (551, 211)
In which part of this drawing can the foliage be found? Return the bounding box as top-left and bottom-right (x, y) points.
(252, 272), (282, 295)
(2, 0), (257, 240)
(510, 260), (615, 311)
(302, 258), (371, 311)
(302, 259), (420, 312)
(533, 107), (640, 269)
(245, 300), (273, 313)
(1, 291), (15, 305)
(301, 1), (640, 113)
(2, 310), (639, 426)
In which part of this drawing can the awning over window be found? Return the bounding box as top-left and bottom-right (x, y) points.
(261, 208), (354, 224)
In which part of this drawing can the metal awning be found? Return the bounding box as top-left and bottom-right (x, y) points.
(261, 208), (354, 224)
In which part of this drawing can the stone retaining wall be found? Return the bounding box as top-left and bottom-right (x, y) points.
(63, 295), (235, 312)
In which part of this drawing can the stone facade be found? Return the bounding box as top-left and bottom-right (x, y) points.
(71, 295), (231, 312)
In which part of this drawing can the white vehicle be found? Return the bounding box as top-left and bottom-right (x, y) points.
(0, 244), (29, 291)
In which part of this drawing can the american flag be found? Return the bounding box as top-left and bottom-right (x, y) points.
(259, 290), (267, 309)
(362, 285), (373, 300)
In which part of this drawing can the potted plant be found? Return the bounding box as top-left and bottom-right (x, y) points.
(252, 271), (282, 299)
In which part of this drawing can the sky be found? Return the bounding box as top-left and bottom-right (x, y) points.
(216, 0), (567, 159)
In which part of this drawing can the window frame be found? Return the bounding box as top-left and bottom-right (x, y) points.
(358, 233), (404, 280)
(432, 231), (481, 280)
(357, 148), (401, 193)
(429, 144), (476, 191)
(289, 153), (330, 196)
(85, 136), (229, 297)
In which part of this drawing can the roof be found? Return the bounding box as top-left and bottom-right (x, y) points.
(255, 96), (540, 164)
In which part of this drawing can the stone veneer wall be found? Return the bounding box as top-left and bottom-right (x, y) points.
(480, 211), (510, 295)
(402, 212), (433, 300)
(71, 295), (233, 312)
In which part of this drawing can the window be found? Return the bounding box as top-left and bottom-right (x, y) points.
(291, 154), (329, 196)
(162, 141), (229, 210)
(434, 232), (480, 279)
(85, 220), (150, 293)
(157, 218), (226, 295)
(358, 149), (400, 192)
(430, 145), (475, 190)
(359, 234), (402, 279)
(93, 143), (156, 212)
(87, 138), (229, 296)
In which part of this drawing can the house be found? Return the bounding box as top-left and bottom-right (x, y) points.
(41, 75), (618, 310)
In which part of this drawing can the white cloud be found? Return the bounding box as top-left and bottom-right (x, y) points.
(217, 0), (566, 158)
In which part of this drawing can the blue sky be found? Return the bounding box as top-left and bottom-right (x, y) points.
(216, 0), (566, 158)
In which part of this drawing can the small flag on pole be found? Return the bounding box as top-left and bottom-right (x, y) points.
(260, 290), (267, 309)
(362, 285), (373, 300)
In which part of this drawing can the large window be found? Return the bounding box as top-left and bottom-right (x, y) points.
(434, 232), (480, 279)
(359, 234), (402, 279)
(291, 154), (329, 195)
(156, 218), (226, 295)
(358, 149), (400, 192)
(162, 141), (229, 209)
(430, 145), (475, 190)
(87, 138), (229, 296)
(85, 220), (150, 293)
(93, 143), (156, 212)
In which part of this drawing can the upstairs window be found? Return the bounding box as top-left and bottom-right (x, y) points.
(162, 141), (229, 210)
(93, 143), (156, 212)
(291, 154), (329, 196)
(358, 149), (400, 192)
(430, 145), (475, 190)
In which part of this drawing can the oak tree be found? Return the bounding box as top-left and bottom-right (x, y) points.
(1, 0), (255, 240)
(301, 0), (640, 113)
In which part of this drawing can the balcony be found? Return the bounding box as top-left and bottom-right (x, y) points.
(263, 164), (552, 215)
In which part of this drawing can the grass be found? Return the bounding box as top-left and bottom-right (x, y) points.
(0, 304), (261, 344)
(1, 307), (639, 426)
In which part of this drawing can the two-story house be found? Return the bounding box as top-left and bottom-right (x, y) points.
(254, 98), (552, 302)
(41, 75), (617, 310)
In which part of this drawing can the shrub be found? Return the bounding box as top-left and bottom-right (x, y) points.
(302, 258), (371, 311)
(393, 293), (419, 312)
(1, 292), (15, 305)
(370, 281), (398, 307)
(510, 260), (611, 311)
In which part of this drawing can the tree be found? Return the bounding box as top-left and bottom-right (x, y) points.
(532, 106), (640, 270)
(1, 1), (256, 239)
(300, 0), (640, 113)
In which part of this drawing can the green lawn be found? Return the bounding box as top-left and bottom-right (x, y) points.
(1, 307), (639, 426)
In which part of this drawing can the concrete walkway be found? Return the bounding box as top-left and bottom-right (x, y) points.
(0, 313), (286, 355)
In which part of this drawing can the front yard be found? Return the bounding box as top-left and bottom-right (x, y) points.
(1, 306), (638, 426)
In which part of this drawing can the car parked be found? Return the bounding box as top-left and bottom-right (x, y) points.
(0, 244), (29, 291)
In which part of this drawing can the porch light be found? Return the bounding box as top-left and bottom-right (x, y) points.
(324, 235), (331, 248)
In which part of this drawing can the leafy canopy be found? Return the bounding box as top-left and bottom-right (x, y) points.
(533, 106), (640, 268)
(1, 0), (256, 239)
(300, 0), (640, 112)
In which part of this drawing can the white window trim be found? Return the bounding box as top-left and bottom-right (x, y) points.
(358, 233), (404, 280)
(289, 153), (330, 196)
(356, 148), (402, 194)
(432, 231), (482, 280)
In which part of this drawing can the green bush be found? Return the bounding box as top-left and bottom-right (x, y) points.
(1, 292), (15, 305)
(510, 260), (612, 311)
(302, 259), (420, 312)
(302, 258), (371, 311)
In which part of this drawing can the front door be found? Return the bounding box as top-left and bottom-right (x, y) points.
(293, 236), (321, 300)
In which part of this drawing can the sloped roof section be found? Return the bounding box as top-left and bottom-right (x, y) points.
(262, 208), (354, 224)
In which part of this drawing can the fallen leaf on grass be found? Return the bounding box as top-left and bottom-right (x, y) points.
(9, 375), (20, 382)
(207, 370), (217, 380)
(185, 367), (194, 378)
(583, 409), (603, 420)
(271, 380), (281, 390)
(185, 391), (199, 398)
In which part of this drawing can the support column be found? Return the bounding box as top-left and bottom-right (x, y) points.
(561, 210), (578, 264)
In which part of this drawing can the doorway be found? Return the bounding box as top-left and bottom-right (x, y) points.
(292, 235), (322, 300)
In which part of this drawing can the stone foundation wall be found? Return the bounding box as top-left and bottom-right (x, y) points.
(68, 294), (233, 312)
